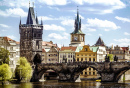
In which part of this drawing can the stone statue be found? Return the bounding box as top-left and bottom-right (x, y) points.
(105, 54), (110, 62)
(114, 55), (118, 62)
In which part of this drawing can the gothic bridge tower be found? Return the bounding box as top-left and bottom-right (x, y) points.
(69, 7), (85, 47)
(19, 6), (43, 65)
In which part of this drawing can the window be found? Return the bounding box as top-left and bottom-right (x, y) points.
(85, 58), (87, 61)
(81, 72), (83, 75)
(89, 58), (91, 61)
(36, 41), (39, 49)
(93, 72), (95, 75)
(77, 54), (79, 56)
(85, 72), (87, 75)
(68, 53), (70, 58)
(89, 54), (91, 56)
(89, 68), (91, 71)
(81, 58), (83, 61)
(77, 58), (79, 61)
(10, 47), (13, 50)
(85, 48), (87, 51)
(89, 72), (91, 75)
(93, 58), (95, 62)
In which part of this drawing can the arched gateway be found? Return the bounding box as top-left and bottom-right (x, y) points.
(31, 61), (130, 82)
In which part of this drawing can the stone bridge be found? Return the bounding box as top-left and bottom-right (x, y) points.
(31, 61), (130, 82)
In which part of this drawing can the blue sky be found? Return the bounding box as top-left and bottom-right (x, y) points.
(0, 0), (130, 48)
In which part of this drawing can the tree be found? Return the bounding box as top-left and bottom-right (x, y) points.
(0, 47), (10, 65)
(107, 54), (113, 62)
(15, 57), (32, 81)
(0, 64), (12, 81)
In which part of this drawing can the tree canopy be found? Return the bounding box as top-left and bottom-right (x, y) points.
(0, 64), (12, 81)
(107, 54), (113, 62)
(0, 47), (10, 65)
(15, 57), (32, 81)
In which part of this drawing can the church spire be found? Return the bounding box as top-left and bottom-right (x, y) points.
(41, 17), (43, 25)
(19, 16), (21, 25)
(26, 3), (36, 25)
(36, 11), (39, 24)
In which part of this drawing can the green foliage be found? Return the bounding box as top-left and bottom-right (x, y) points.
(15, 57), (32, 81)
(108, 54), (113, 62)
(0, 47), (10, 65)
(0, 64), (12, 81)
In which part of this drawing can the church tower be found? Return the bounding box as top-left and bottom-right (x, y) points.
(19, 5), (43, 65)
(69, 7), (85, 47)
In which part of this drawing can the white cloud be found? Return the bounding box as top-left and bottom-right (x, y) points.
(61, 19), (74, 26)
(115, 16), (130, 22)
(114, 38), (130, 43)
(109, 42), (130, 47)
(0, 8), (27, 17)
(7, 35), (16, 40)
(38, 16), (53, 21)
(86, 33), (92, 36)
(38, 0), (67, 5)
(86, 18), (120, 31)
(0, 24), (9, 28)
(98, 34), (102, 36)
(44, 24), (65, 31)
(0, 0), (35, 8)
(124, 32), (130, 35)
(48, 33), (68, 40)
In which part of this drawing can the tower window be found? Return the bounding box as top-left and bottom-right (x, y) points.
(85, 48), (87, 51)
(36, 41), (39, 49)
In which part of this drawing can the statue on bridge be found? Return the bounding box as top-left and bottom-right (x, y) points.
(105, 54), (110, 62)
(114, 55), (118, 62)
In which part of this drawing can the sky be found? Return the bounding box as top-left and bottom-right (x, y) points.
(0, 0), (130, 48)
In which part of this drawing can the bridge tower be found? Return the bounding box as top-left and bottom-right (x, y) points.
(19, 5), (43, 65)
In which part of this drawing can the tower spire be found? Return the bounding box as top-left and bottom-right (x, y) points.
(19, 16), (21, 25)
(29, 1), (30, 7)
(36, 11), (39, 24)
(41, 17), (43, 25)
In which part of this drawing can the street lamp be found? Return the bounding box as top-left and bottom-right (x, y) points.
(18, 68), (22, 81)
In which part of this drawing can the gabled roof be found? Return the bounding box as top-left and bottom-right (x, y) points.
(60, 46), (77, 51)
(42, 41), (57, 47)
(121, 47), (129, 51)
(26, 7), (37, 25)
(95, 37), (105, 46)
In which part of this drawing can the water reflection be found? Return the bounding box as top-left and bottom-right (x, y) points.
(0, 80), (130, 88)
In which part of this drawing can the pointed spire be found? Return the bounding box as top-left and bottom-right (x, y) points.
(29, 1), (30, 7)
(26, 6), (36, 25)
(41, 17), (42, 25)
(36, 11), (39, 24)
(19, 16), (21, 25)
(77, 6), (79, 21)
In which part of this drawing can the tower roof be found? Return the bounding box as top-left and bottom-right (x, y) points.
(95, 37), (105, 46)
(26, 7), (37, 25)
(71, 7), (85, 35)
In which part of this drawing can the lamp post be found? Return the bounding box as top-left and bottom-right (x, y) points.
(18, 68), (22, 81)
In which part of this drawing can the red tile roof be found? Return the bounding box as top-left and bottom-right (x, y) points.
(60, 46), (77, 51)
(42, 41), (57, 47)
(0, 36), (16, 42)
(42, 49), (46, 52)
(121, 47), (129, 51)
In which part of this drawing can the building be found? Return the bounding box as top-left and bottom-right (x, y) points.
(59, 46), (77, 63)
(42, 41), (58, 49)
(42, 46), (59, 63)
(69, 8), (85, 47)
(19, 6), (43, 65)
(0, 37), (20, 72)
(94, 46), (106, 62)
(76, 45), (98, 79)
(108, 45), (129, 61)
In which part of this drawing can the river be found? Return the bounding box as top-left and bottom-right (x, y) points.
(0, 80), (130, 88)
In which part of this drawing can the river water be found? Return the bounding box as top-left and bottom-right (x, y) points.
(0, 80), (130, 88)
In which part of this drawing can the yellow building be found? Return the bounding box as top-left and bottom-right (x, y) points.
(76, 45), (98, 79)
